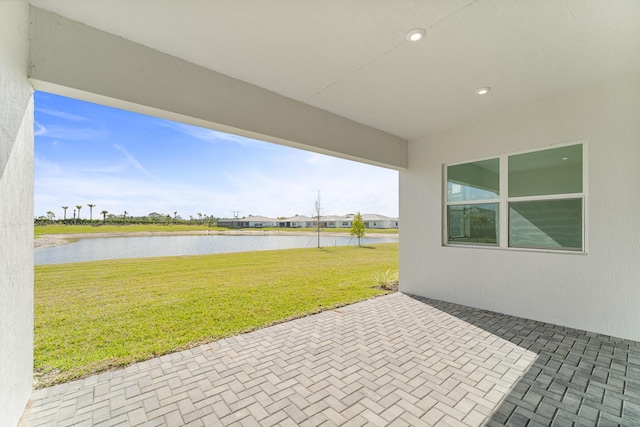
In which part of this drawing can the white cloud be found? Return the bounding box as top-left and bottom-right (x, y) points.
(34, 156), (62, 174)
(34, 125), (107, 141)
(34, 122), (47, 136)
(36, 107), (89, 122)
(113, 144), (156, 178)
(34, 158), (398, 219)
(158, 120), (275, 149)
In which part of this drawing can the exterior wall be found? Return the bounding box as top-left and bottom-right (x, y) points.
(400, 73), (640, 341)
(217, 220), (249, 228)
(282, 217), (314, 228)
(365, 221), (386, 229)
(0, 2), (34, 426)
(28, 7), (407, 171)
(360, 214), (396, 229)
(248, 221), (277, 228)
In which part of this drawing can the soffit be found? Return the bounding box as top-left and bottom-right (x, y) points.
(29, 0), (640, 140)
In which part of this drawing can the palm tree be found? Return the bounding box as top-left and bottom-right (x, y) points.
(87, 204), (96, 222)
(46, 211), (55, 222)
(123, 211), (128, 225)
(73, 208), (76, 225)
(101, 210), (108, 225)
(75, 205), (82, 224)
(174, 211), (178, 224)
(61, 206), (68, 223)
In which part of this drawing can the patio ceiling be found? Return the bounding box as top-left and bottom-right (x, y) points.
(29, 0), (640, 140)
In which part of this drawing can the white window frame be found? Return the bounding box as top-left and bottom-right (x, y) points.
(443, 140), (587, 254)
(444, 155), (501, 247)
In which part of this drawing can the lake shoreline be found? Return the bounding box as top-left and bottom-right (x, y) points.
(34, 229), (399, 249)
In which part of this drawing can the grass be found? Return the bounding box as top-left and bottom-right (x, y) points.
(374, 268), (399, 291)
(34, 243), (398, 388)
(34, 224), (398, 237)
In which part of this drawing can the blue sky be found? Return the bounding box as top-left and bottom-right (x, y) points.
(34, 91), (399, 220)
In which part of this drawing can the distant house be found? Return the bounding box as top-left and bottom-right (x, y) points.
(218, 213), (399, 229)
(216, 219), (249, 228)
(274, 213), (398, 229)
(218, 215), (277, 228)
(361, 214), (396, 229)
(321, 215), (344, 228)
(279, 215), (315, 228)
(340, 214), (354, 228)
(246, 215), (277, 228)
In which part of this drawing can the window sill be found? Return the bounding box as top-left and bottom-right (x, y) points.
(443, 243), (587, 255)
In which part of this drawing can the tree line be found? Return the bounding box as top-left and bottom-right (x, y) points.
(36, 204), (220, 226)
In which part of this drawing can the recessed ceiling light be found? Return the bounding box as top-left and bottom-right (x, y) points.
(406, 28), (426, 42)
(562, 157), (569, 160)
(476, 87), (491, 95)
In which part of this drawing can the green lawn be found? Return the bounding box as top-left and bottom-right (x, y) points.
(34, 243), (398, 388)
(34, 224), (398, 237)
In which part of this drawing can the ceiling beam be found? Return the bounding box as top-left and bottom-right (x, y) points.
(28, 7), (408, 170)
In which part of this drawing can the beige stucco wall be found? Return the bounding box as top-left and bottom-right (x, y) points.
(0, 1), (34, 426)
(400, 73), (640, 341)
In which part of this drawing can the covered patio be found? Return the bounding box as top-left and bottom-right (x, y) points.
(21, 293), (640, 426)
(2, 1), (640, 426)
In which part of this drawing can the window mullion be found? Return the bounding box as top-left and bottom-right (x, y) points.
(446, 199), (500, 206)
(508, 193), (584, 202)
(499, 155), (508, 248)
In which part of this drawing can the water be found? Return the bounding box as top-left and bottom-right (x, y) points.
(34, 234), (397, 265)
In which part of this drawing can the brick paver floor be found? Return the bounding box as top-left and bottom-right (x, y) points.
(21, 293), (640, 426)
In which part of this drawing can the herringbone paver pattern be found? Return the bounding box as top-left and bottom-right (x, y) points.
(21, 293), (640, 426)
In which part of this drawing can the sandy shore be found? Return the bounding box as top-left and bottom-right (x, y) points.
(34, 230), (398, 249)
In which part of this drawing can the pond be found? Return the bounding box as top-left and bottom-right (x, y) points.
(34, 234), (398, 265)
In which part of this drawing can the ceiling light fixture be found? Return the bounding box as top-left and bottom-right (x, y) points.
(406, 28), (426, 42)
(476, 87), (491, 95)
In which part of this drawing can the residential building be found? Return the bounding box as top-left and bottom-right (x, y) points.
(278, 215), (314, 228)
(218, 214), (399, 229)
(218, 215), (278, 228)
(319, 215), (346, 228)
(361, 213), (396, 229)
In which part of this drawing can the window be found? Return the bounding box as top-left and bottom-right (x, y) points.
(446, 158), (499, 246)
(445, 143), (585, 252)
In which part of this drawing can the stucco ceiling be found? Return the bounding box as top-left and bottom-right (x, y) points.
(29, 0), (640, 140)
